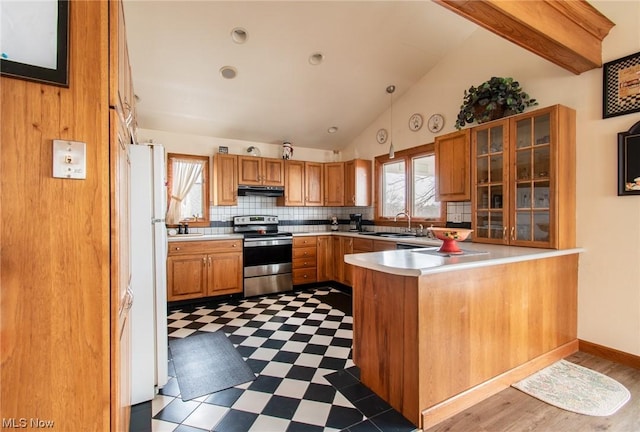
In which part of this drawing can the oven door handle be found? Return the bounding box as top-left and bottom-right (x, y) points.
(244, 238), (293, 247)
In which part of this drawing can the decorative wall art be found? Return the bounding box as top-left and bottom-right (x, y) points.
(0, 0), (69, 87)
(603, 51), (640, 119)
(618, 120), (640, 196)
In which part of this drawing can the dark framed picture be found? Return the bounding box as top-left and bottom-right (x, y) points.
(0, 0), (69, 87)
(603, 51), (640, 119)
(618, 121), (640, 196)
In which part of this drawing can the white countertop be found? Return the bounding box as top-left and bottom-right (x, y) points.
(167, 230), (442, 246)
(167, 233), (243, 242)
(344, 242), (584, 277)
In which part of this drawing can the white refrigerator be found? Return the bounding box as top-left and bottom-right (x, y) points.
(129, 143), (169, 405)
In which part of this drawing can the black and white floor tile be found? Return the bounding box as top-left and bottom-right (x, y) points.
(150, 288), (418, 432)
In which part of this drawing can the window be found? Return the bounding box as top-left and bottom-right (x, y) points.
(167, 153), (210, 227)
(375, 143), (443, 223)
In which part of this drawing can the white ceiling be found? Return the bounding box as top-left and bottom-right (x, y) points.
(123, 1), (478, 151)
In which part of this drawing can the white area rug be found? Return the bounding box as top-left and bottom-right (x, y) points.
(512, 360), (631, 416)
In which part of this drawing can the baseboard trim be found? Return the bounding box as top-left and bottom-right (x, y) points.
(420, 339), (579, 431)
(579, 339), (640, 370)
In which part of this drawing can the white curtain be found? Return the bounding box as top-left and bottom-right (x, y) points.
(166, 158), (204, 224)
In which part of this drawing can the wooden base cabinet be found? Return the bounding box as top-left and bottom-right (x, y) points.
(471, 105), (575, 249)
(293, 236), (318, 284)
(317, 236), (333, 282)
(352, 253), (579, 429)
(332, 236), (353, 286)
(167, 240), (242, 301)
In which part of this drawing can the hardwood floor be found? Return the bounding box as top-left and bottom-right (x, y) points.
(424, 351), (639, 432)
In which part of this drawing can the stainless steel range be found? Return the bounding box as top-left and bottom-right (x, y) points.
(233, 215), (293, 297)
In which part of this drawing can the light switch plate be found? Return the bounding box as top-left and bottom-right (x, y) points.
(53, 140), (86, 179)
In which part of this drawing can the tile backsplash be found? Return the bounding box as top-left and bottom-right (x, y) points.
(187, 196), (373, 234)
(184, 197), (471, 235)
(446, 201), (472, 223)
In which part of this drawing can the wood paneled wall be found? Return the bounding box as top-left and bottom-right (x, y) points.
(0, 1), (111, 430)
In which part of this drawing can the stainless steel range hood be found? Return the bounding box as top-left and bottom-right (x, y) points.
(237, 185), (285, 197)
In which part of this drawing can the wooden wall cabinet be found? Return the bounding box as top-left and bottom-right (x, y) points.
(324, 162), (346, 206)
(304, 162), (324, 206)
(109, 1), (134, 428)
(435, 129), (471, 201)
(213, 154), (238, 206)
(345, 159), (372, 206)
(278, 161), (324, 206)
(316, 235), (333, 282)
(292, 237), (318, 285)
(471, 104), (576, 249)
(110, 108), (132, 431)
(167, 240), (243, 301)
(238, 156), (284, 186)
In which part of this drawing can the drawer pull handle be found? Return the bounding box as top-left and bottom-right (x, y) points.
(175, 247), (181, 250)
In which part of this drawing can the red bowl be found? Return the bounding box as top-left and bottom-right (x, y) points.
(428, 227), (473, 241)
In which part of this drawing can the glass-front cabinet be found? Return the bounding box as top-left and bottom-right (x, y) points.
(473, 122), (509, 244)
(472, 105), (576, 249)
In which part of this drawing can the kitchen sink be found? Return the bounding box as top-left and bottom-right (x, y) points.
(358, 231), (418, 238)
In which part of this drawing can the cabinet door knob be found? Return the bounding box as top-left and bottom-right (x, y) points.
(510, 227), (515, 241)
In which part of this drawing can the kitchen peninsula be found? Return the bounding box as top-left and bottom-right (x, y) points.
(345, 244), (583, 430)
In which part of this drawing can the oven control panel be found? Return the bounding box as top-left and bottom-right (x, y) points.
(234, 215), (279, 225)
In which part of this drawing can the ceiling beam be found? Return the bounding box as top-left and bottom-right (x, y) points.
(434, 0), (615, 75)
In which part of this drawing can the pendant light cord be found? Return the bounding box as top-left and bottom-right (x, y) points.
(386, 85), (396, 159)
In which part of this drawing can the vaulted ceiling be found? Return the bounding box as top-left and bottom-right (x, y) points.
(124, 1), (477, 151)
(124, 1), (613, 152)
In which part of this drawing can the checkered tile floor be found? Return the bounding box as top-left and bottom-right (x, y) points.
(150, 287), (417, 432)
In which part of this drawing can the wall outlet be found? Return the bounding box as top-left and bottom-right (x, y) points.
(451, 213), (463, 223)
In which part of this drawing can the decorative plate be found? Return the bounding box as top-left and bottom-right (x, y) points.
(409, 113), (423, 131)
(428, 114), (445, 133)
(376, 128), (388, 144)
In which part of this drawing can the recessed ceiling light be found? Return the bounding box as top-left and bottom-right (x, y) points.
(327, 126), (338, 134)
(220, 66), (237, 79)
(231, 27), (248, 44)
(309, 52), (324, 65)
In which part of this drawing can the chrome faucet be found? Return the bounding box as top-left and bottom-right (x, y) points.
(394, 211), (411, 232)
